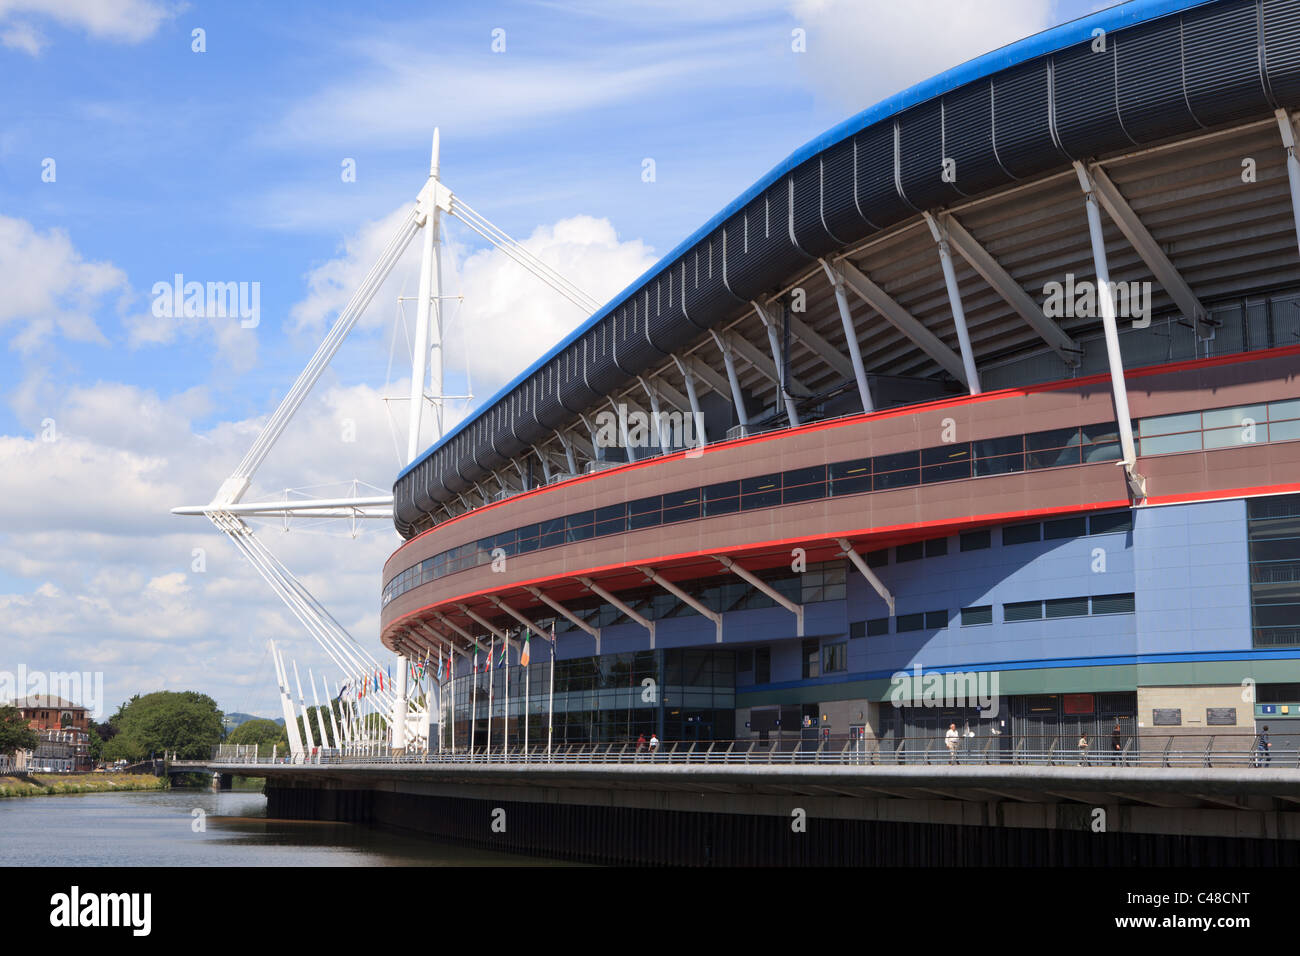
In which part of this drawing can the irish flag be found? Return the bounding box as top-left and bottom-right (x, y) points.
(520, 631), (531, 667)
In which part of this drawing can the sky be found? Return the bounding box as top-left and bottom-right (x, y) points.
(0, 0), (1107, 720)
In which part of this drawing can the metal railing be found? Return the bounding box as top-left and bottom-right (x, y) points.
(209, 734), (1298, 770)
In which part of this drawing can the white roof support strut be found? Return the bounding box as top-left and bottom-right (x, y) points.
(708, 330), (750, 429)
(456, 603), (520, 650)
(577, 576), (652, 650)
(751, 299), (801, 427)
(924, 213), (981, 395)
(1074, 161), (1147, 501)
(1277, 109), (1300, 261)
(487, 595), (552, 642)
(836, 538), (895, 616)
(670, 355), (707, 449)
(523, 585), (600, 647)
(637, 566), (722, 643)
(714, 555), (804, 637)
(819, 259), (874, 413)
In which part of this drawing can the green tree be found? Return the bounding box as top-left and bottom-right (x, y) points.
(101, 691), (225, 762)
(227, 718), (288, 757)
(296, 703), (344, 749)
(0, 706), (39, 757)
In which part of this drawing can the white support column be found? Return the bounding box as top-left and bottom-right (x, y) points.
(577, 576), (653, 650)
(531, 445), (553, 483)
(406, 130), (442, 463)
(554, 430), (579, 474)
(819, 259), (874, 412)
(714, 555), (804, 636)
(1075, 162), (1147, 500)
(637, 566), (722, 643)
(270, 641), (304, 758)
(671, 355), (707, 450)
(709, 330), (750, 431)
(1278, 109), (1300, 260)
(415, 621), (469, 662)
(524, 585), (601, 649)
(752, 299), (801, 427)
(488, 595), (551, 639)
(456, 603), (520, 650)
(836, 538), (895, 616)
(924, 213), (981, 395)
(638, 377), (671, 455)
(293, 659), (316, 753)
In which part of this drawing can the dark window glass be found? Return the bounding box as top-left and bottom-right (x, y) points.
(849, 621), (865, 639)
(538, 517), (566, 549)
(973, 452), (1026, 477)
(783, 464), (827, 503)
(1004, 600), (1043, 622)
(830, 458), (872, 495)
(741, 473), (782, 510)
(1044, 516), (1087, 540)
(1027, 427), (1081, 451)
(823, 642), (847, 673)
(627, 496), (662, 530)
(960, 529), (991, 551)
(1027, 444), (1082, 470)
(565, 511), (594, 542)
(593, 504), (627, 537)
(1080, 421), (1121, 444)
(896, 612), (925, 632)
(925, 538), (948, 558)
(1045, 596), (1089, 618)
(921, 442), (971, 483)
(961, 605), (993, 626)
(866, 617), (890, 636)
(1089, 510), (1133, 535)
(974, 435), (1024, 457)
(703, 480), (739, 517)
(866, 549), (889, 568)
(755, 647), (771, 684)
(1092, 593), (1136, 615)
(476, 538), (495, 566)
(1003, 522), (1041, 545)
(873, 450), (920, 490)
(896, 542), (923, 562)
(494, 528), (518, 553)
(516, 524), (539, 554)
(1082, 441), (1122, 463)
(924, 609), (948, 629)
(662, 488), (701, 523)
(801, 639), (820, 679)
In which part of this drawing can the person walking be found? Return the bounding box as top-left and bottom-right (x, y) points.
(1256, 725), (1271, 768)
(648, 733), (659, 757)
(945, 723), (960, 764)
(1110, 720), (1124, 765)
(1077, 732), (1090, 766)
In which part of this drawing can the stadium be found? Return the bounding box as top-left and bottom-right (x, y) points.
(379, 0), (1300, 759)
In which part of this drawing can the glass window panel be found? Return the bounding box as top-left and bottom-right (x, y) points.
(1045, 596), (1089, 618)
(1139, 431), (1202, 455)
(973, 453), (1025, 476)
(1027, 427), (1080, 451)
(925, 538), (948, 557)
(866, 549), (888, 568)
(1089, 510), (1133, 535)
(922, 460), (972, 483)
(1138, 411), (1201, 437)
(924, 609), (948, 629)
(538, 517), (566, 548)
(741, 474), (782, 509)
(1080, 421), (1121, 443)
(960, 529), (991, 551)
(1269, 398), (1300, 421)
(1004, 600), (1043, 621)
(1202, 404), (1268, 430)
(783, 480), (827, 504)
(866, 617), (890, 636)
(1203, 425), (1260, 449)
(785, 464), (827, 487)
(974, 435), (1024, 458)
(1091, 593), (1135, 615)
(829, 458), (872, 495)
(896, 542), (923, 562)
(922, 442), (971, 466)
(1082, 441), (1121, 463)
(874, 466), (919, 490)
(1270, 420), (1300, 442)
(627, 496), (662, 530)
(849, 621), (865, 639)
(1003, 522), (1041, 545)
(703, 480), (739, 516)
(823, 642), (847, 673)
(875, 449), (920, 473)
(1044, 516), (1087, 540)
(896, 612), (925, 632)
(961, 605), (992, 626)
(1026, 445), (1081, 469)
(566, 511), (594, 543)
(662, 488), (701, 523)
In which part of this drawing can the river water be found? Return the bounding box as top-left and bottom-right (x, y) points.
(0, 788), (560, 866)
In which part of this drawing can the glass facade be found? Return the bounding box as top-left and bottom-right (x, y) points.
(448, 648), (735, 747)
(1248, 493), (1300, 647)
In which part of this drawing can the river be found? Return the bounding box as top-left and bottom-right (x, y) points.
(0, 788), (563, 866)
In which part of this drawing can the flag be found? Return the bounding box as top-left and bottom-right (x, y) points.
(520, 631), (531, 667)
(498, 642), (508, 667)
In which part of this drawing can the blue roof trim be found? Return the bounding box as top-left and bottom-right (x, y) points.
(398, 0), (1216, 482)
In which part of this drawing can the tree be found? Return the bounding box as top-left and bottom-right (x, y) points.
(227, 718), (288, 757)
(101, 691), (225, 762)
(296, 703), (344, 749)
(0, 706), (39, 757)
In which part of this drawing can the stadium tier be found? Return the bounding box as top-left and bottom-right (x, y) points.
(382, 0), (1300, 750)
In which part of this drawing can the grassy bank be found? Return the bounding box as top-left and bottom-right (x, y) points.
(0, 772), (167, 798)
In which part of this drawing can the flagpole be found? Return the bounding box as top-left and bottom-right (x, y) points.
(524, 632), (531, 760)
(470, 648), (478, 756)
(547, 622), (556, 760)
(487, 634), (495, 759)
(504, 632), (511, 758)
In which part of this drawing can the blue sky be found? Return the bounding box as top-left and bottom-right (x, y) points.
(0, 0), (1101, 719)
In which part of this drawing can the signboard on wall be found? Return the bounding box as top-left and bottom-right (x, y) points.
(1152, 708), (1182, 726)
(1206, 708), (1237, 726)
(1063, 694), (1095, 715)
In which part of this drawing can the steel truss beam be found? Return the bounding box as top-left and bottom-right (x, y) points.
(577, 575), (653, 649)
(714, 555), (804, 636)
(524, 585), (601, 646)
(836, 538), (895, 615)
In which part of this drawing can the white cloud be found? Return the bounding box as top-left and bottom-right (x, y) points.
(0, 0), (175, 54)
(788, 0), (1055, 110)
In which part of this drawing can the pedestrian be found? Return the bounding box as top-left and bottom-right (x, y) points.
(648, 733), (659, 756)
(945, 722), (959, 764)
(1110, 720), (1123, 764)
(1077, 732), (1089, 766)
(1256, 725), (1271, 768)
(636, 733), (646, 758)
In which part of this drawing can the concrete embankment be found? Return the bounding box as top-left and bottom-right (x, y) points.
(0, 772), (167, 798)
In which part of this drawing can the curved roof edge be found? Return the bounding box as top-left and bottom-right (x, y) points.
(398, 0), (1213, 482)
